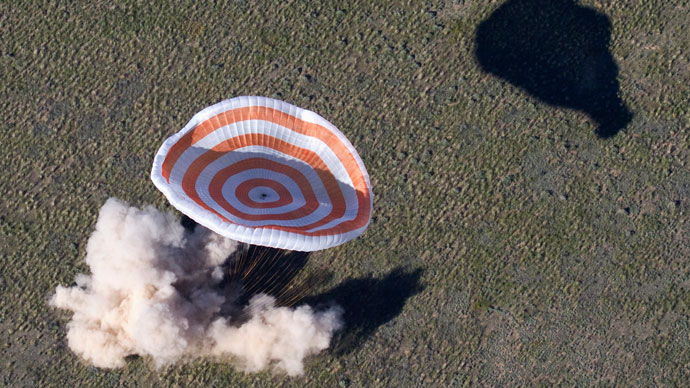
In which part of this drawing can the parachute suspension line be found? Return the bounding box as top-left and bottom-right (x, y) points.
(278, 269), (330, 307)
(226, 244), (325, 307)
(241, 248), (285, 298)
(255, 251), (299, 296)
(279, 275), (317, 307)
(240, 246), (265, 280)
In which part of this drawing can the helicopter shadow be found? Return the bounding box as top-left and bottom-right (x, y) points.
(475, 0), (633, 138)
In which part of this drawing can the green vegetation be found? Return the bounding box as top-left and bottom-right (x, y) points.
(1, 0), (688, 386)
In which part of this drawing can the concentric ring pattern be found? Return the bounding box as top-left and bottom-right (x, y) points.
(151, 96), (373, 251)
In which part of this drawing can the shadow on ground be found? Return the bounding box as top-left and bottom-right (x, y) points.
(303, 267), (424, 355)
(180, 216), (423, 353)
(475, 0), (632, 138)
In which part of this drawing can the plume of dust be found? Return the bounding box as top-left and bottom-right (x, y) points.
(50, 198), (342, 376)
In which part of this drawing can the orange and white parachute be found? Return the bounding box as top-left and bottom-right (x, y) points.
(151, 96), (372, 251)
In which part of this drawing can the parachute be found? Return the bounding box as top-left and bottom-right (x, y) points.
(151, 96), (373, 251)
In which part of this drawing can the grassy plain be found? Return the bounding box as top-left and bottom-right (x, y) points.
(1, 0), (688, 386)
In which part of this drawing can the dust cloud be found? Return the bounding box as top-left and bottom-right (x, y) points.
(51, 198), (342, 376)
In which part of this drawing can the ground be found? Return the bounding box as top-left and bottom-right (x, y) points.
(1, 0), (689, 386)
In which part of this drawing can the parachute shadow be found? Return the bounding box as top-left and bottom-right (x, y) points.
(302, 267), (424, 355)
(474, 0), (632, 138)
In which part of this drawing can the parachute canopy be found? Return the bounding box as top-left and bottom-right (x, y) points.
(151, 96), (373, 251)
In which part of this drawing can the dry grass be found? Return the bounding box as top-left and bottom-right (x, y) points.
(1, 0), (688, 386)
